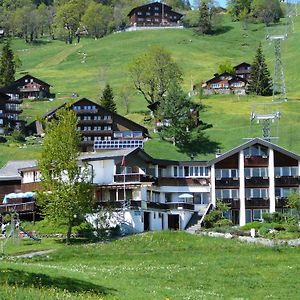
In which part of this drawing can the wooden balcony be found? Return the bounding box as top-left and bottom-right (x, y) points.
(222, 198), (240, 209)
(275, 197), (288, 208)
(157, 177), (209, 186)
(78, 119), (113, 125)
(83, 130), (113, 136)
(0, 201), (35, 213)
(245, 177), (269, 187)
(275, 176), (300, 187)
(76, 109), (99, 115)
(245, 197), (269, 208)
(215, 177), (239, 188)
(166, 202), (194, 210)
(114, 173), (156, 183)
(244, 156), (268, 167)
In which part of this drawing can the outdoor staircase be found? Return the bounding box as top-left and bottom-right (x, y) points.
(185, 203), (213, 234)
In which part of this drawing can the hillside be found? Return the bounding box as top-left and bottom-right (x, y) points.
(1, 13), (300, 165)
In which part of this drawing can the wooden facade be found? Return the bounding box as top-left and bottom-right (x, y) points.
(0, 91), (24, 134)
(128, 2), (183, 26)
(0, 74), (52, 100)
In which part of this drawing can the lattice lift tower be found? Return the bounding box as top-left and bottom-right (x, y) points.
(266, 34), (288, 102)
(250, 103), (281, 142)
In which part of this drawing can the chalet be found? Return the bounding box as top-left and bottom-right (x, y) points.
(27, 98), (149, 152)
(202, 72), (248, 95)
(234, 62), (252, 80)
(127, 2), (183, 27)
(0, 74), (52, 100)
(0, 91), (25, 134)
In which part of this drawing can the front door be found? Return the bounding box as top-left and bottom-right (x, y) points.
(168, 214), (179, 230)
(144, 212), (150, 231)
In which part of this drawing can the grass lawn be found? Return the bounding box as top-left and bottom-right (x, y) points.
(1, 231), (300, 299)
(0, 13), (299, 164)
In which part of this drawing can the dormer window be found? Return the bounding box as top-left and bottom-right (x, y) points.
(137, 11), (142, 15)
(154, 6), (159, 10)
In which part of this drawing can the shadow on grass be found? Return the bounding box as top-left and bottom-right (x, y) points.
(0, 268), (116, 295)
(212, 25), (234, 35)
(28, 39), (53, 46)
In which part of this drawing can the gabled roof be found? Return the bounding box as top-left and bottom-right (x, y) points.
(0, 74), (51, 94)
(206, 72), (234, 84)
(127, 1), (183, 17)
(80, 147), (154, 165)
(234, 62), (251, 69)
(0, 160), (38, 181)
(39, 98), (149, 137)
(209, 138), (300, 165)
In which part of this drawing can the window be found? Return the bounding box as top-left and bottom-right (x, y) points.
(154, 12), (159, 16)
(215, 169), (238, 178)
(245, 168), (268, 178)
(146, 12), (150, 15)
(211, 83), (220, 88)
(245, 188), (269, 199)
(137, 11), (142, 15)
(244, 145), (268, 157)
(154, 6), (159, 10)
(174, 166), (208, 177)
(275, 166), (298, 177)
(216, 189), (239, 199)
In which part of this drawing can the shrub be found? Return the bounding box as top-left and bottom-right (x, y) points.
(0, 136), (7, 143)
(203, 210), (222, 228)
(240, 221), (263, 231)
(11, 129), (25, 142)
(215, 218), (233, 227)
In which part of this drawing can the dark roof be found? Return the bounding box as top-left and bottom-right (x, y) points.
(0, 91), (10, 100)
(128, 1), (183, 17)
(234, 62), (251, 69)
(0, 74), (51, 94)
(206, 72), (234, 84)
(42, 98), (149, 136)
(209, 138), (300, 165)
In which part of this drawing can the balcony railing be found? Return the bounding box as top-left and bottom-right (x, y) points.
(245, 197), (269, 208)
(0, 201), (35, 213)
(78, 119), (113, 125)
(222, 198), (240, 209)
(275, 197), (288, 208)
(82, 130), (113, 136)
(245, 177), (269, 187)
(275, 176), (300, 186)
(215, 177), (239, 187)
(75, 109), (99, 115)
(114, 173), (156, 183)
(97, 200), (194, 210)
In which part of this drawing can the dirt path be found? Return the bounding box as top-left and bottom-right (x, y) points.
(13, 249), (53, 259)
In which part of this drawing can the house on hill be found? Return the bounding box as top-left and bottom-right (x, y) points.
(0, 74), (53, 101)
(127, 2), (183, 27)
(202, 72), (248, 95)
(27, 98), (149, 152)
(0, 91), (25, 134)
(234, 62), (252, 80)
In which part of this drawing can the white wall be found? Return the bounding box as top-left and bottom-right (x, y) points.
(22, 170), (41, 183)
(149, 211), (163, 231)
(91, 160), (115, 184)
(168, 210), (193, 230)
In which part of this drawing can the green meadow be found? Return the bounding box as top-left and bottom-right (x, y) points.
(1, 13), (299, 164)
(1, 231), (300, 299)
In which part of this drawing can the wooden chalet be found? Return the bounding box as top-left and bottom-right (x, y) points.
(0, 91), (25, 134)
(128, 2), (183, 27)
(234, 62), (252, 80)
(0, 74), (52, 100)
(202, 72), (248, 95)
(27, 98), (149, 152)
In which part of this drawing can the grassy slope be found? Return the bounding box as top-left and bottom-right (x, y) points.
(1, 13), (299, 164)
(1, 231), (300, 299)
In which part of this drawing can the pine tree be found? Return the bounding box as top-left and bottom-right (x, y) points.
(197, 0), (212, 34)
(248, 43), (272, 96)
(100, 84), (117, 113)
(0, 39), (16, 87)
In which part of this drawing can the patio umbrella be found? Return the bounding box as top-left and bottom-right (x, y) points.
(178, 193), (193, 199)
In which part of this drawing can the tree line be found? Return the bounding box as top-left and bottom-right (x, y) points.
(0, 0), (191, 44)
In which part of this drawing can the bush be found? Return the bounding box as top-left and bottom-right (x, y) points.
(11, 129), (25, 143)
(203, 210), (222, 228)
(240, 221), (263, 231)
(0, 136), (7, 143)
(215, 218), (233, 227)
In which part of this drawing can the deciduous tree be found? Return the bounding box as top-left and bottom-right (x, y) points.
(37, 106), (95, 243)
(128, 46), (182, 106)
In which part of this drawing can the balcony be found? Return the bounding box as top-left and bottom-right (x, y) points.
(215, 177), (239, 188)
(245, 197), (269, 208)
(166, 202), (194, 210)
(245, 177), (269, 187)
(275, 197), (288, 208)
(275, 176), (300, 187)
(78, 119), (113, 125)
(114, 173), (156, 183)
(6, 108), (23, 114)
(0, 201), (35, 213)
(82, 130), (113, 136)
(244, 156), (268, 167)
(75, 109), (99, 115)
(8, 98), (23, 104)
(157, 177), (209, 186)
(223, 198), (240, 209)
